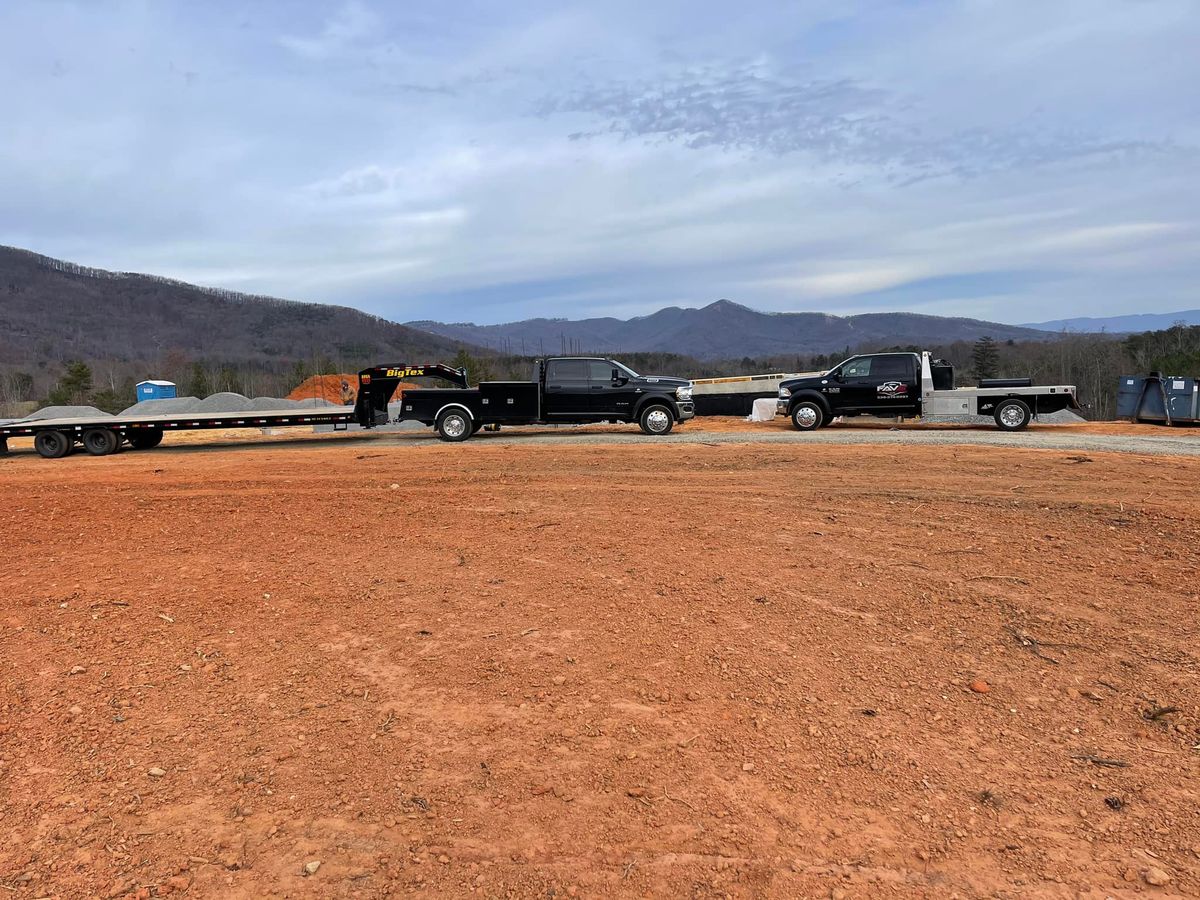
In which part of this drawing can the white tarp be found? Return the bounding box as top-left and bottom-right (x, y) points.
(748, 397), (777, 422)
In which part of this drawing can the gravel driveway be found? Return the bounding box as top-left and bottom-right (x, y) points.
(408, 424), (1200, 457)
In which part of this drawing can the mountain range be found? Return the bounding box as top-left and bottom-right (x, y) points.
(1021, 310), (1200, 333)
(5, 244), (1189, 372)
(409, 300), (1054, 359)
(0, 245), (464, 371)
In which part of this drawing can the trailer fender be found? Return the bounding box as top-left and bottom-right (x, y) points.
(434, 402), (475, 422)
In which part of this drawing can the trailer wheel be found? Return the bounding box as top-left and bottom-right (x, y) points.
(34, 430), (73, 459)
(436, 409), (472, 442)
(790, 401), (824, 431)
(128, 429), (164, 450)
(83, 428), (120, 456)
(994, 398), (1032, 432)
(639, 404), (674, 436)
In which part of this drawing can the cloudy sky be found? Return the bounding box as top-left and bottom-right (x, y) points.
(1, 0), (1197, 325)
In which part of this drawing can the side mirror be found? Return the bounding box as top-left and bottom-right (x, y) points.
(831, 370), (844, 383)
(612, 369), (627, 385)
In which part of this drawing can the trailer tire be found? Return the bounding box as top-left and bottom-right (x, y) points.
(83, 428), (120, 456)
(34, 430), (73, 459)
(128, 429), (164, 450)
(790, 401), (824, 431)
(436, 408), (473, 442)
(638, 404), (674, 436)
(994, 398), (1032, 432)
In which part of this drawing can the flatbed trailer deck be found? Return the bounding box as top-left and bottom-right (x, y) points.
(0, 406), (356, 458)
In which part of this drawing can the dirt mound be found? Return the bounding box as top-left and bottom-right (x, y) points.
(287, 374), (358, 404)
(287, 374), (422, 406)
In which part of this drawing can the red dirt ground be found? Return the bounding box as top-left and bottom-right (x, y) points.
(1, 439), (1198, 898)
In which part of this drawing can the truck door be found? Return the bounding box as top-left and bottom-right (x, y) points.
(835, 355), (879, 411)
(587, 360), (633, 419)
(869, 354), (920, 412)
(543, 359), (591, 419)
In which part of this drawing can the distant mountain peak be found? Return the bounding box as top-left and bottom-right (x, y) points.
(407, 299), (1056, 358)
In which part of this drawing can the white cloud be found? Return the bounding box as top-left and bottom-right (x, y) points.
(0, 0), (1196, 326)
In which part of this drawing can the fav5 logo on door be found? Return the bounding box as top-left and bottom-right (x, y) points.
(877, 381), (908, 396)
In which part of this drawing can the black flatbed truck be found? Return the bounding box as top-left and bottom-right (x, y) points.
(356, 357), (695, 441)
(776, 351), (1080, 431)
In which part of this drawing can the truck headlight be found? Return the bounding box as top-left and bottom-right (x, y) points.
(676, 386), (693, 401)
(778, 387), (791, 399)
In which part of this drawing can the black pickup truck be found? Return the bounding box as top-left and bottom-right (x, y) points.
(355, 357), (695, 441)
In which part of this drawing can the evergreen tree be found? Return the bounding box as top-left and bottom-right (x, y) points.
(185, 362), (211, 398)
(47, 361), (94, 406)
(971, 336), (1000, 381)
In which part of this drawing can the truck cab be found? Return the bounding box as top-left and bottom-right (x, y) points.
(777, 352), (922, 427)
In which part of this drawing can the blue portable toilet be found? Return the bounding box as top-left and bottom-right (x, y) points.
(136, 380), (177, 401)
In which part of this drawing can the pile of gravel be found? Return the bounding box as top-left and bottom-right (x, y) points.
(119, 396), (202, 416)
(24, 405), (113, 421)
(294, 397), (338, 408)
(192, 392), (255, 413)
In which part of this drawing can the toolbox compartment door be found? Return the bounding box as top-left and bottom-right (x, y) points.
(479, 382), (540, 420)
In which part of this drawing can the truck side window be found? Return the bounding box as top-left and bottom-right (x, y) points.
(873, 356), (912, 379)
(547, 359), (588, 383)
(842, 357), (873, 379)
(588, 361), (614, 382)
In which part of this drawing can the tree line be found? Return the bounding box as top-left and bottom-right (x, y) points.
(6, 322), (1200, 421)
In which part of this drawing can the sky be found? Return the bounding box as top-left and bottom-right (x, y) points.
(1, 0), (1197, 326)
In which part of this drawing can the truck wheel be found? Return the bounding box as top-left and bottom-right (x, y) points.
(34, 430), (73, 459)
(639, 404), (674, 435)
(83, 428), (120, 456)
(790, 402), (824, 431)
(994, 399), (1032, 431)
(128, 429), (163, 450)
(436, 409), (473, 442)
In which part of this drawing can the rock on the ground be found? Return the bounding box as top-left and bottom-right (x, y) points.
(1143, 867), (1171, 886)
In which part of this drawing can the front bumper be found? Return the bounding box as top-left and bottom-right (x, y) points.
(677, 401), (695, 421)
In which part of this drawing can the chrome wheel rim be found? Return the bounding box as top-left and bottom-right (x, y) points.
(795, 406), (818, 428)
(999, 405), (1024, 428)
(646, 409), (670, 433)
(444, 414), (468, 438)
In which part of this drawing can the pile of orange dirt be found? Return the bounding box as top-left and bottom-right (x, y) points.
(286, 373), (358, 404)
(286, 374), (423, 405)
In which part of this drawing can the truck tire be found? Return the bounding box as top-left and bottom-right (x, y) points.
(34, 430), (73, 459)
(790, 401), (824, 431)
(639, 403), (674, 435)
(128, 428), (164, 450)
(83, 428), (120, 456)
(436, 408), (473, 442)
(994, 398), (1032, 431)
